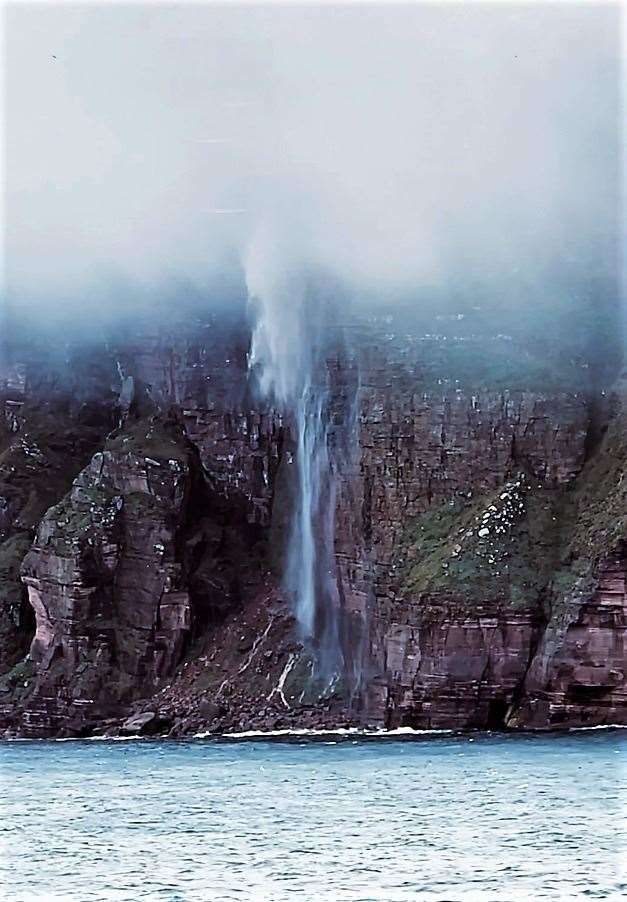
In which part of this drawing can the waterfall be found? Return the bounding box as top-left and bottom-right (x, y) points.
(286, 382), (343, 679)
(245, 228), (344, 684)
(287, 385), (323, 641)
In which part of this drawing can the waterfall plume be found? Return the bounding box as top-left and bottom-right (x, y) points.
(245, 228), (344, 684)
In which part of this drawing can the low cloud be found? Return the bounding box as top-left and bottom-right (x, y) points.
(3, 2), (621, 321)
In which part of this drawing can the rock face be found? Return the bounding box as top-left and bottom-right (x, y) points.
(368, 375), (627, 731)
(14, 421), (196, 735)
(0, 310), (625, 736)
(373, 601), (543, 729)
(510, 549), (627, 728)
(0, 351), (115, 681)
(0, 533), (33, 672)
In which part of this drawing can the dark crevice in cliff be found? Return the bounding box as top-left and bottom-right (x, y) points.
(361, 471), (373, 551)
(177, 432), (270, 637)
(582, 390), (614, 466)
(486, 698), (509, 730)
(506, 607), (549, 727)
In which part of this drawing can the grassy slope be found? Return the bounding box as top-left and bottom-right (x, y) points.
(105, 416), (190, 462)
(400, 377), (626, 609)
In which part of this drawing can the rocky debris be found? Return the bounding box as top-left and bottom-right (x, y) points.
(121, 585), (361, 738)
(121, 711), (157, 734)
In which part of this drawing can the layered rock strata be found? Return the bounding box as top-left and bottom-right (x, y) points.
(10, 422), (196, 735)
(0, 315), (624, 736)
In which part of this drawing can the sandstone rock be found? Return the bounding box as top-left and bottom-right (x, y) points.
(12, 419), (196, 734)
(1, 314), (624, 736)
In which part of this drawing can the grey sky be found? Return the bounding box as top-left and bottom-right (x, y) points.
(3, 2), (621, 312)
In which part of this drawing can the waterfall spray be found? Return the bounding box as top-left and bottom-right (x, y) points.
(245, 227), (344, 684)
(285, 383), (343, 678)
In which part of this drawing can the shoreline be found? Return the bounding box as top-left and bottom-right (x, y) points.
(2, 723), (626, 743)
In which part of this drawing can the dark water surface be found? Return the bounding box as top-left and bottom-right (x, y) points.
(1, 730), (625, 901)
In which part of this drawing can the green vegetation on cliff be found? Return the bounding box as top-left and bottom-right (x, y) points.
(400, 376), (626, 608)
(106, 416), (189, 462)
(402, 476), (561, 608)
(558, 380), (627, 565)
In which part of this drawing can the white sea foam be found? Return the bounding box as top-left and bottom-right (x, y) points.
(4, 724), (624, 743)
(194, 726), (455, 739)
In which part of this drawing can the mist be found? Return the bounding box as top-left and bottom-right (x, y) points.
(3, 2), (622, 326)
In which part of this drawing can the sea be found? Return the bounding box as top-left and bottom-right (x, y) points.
(1, 728), (625, 901)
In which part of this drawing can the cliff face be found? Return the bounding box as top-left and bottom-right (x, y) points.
(510, 549), (626, 728)
(18, 433), (193, 734)
(1, 312), (625, 736)
(0, 351), (116, 686)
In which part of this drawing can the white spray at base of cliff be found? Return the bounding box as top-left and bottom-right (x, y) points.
(245, 226), (343, 681)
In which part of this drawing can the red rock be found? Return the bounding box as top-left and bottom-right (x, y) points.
(1, 316), (624, 735)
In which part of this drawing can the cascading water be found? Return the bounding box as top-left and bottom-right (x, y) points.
(288, 386), (324, 640)
(285, 381), (343, 681)
(245, 228), (344, 686)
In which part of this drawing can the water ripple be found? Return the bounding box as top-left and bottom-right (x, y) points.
(1, 731), (625, 901)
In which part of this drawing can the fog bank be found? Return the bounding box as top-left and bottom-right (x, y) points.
(3, 2), (621, 322)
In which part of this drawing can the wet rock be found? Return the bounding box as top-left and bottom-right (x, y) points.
(120, 711), (157, 735)
(121, 710), (172, 735)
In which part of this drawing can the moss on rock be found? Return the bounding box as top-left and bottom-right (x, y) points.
(399, 376), (627, 611)
(558, 380), (627, 565)
(401, 475), (562, 608)
(106, 416), (189, 462)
